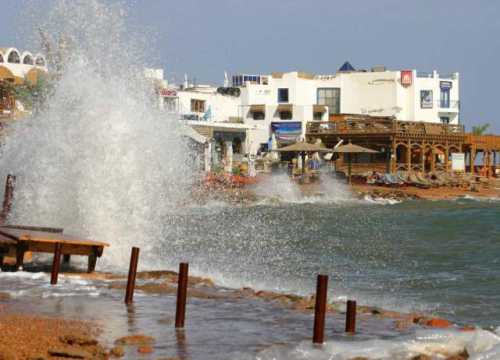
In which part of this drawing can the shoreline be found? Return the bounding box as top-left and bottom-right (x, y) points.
(194, 174), (500, 204)
(0, 269), (480, 359)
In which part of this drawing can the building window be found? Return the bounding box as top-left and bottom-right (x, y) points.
(35, 57), (46, 66)
(163, 98), (177, 112)
(313, 112), (323, 121)
(191, 99), (205, 113)
(317, 88), (340, 114)
(253, 111), (265, 120)
(278, 88), (289, 103)
(440, 88), (450, 108)
(279, 111), (292, 120)
(420, 90), (433, 109)
(7, 51), (20, 64)
(440, 116), (450, 124)
(23, 55), (34, 65)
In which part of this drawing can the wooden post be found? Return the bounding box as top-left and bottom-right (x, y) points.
(406, 141), (411, 172)
(421, 143), (426, 172)
(494, 151), (498, 177)
(345, 300), (356, 333)
(175, 262), (189, 328)
(470, 147), (476, 174)
(50, 243), (63, 285)
(431, 146), (436, 172)
(125, 247), (140, 304)
(1, 174), (16, 223)
(391, 138), (397, 174)
(313, 274), (328, 344)
(445, 142), (449, 172)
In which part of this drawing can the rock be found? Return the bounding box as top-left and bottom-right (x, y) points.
(446, 349), (469, 360)
(115, 334), (155, 346)
(47, 348), (90, 359)
(459, 325), (475, 332)
(421, 318), (452, 328)
(348, 358), (369, 360)
(60, 334), (98, 346)
(411, 355), (432, 360)
(137, 346), (154, 354)
(110, 346), (125, 358)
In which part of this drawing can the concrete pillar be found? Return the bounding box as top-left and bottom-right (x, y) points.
(204, 142), (212, 172)
(224, 141), (233, 173)
(470, 147), (476, 174)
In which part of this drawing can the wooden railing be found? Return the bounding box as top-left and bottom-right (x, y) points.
(307, 118), (465, 138)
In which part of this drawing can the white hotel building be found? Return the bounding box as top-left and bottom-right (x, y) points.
(157, 63), (460, 158)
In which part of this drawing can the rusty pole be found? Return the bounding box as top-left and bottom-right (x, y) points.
(175, 262), (189, 328)
(124, 247), (140, 304)
(1, 174), (16, 223)
(50, 243), (63, 285)
(312, 274), (328, 344)
(345, 300), (357, 333)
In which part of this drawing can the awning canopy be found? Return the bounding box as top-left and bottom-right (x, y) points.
(274, 141), (331, 153)
(249, 104), (265, 112)
(313, 105), (327, 113)
(277, 104), (293, 112)
(180, 125), (208, 144)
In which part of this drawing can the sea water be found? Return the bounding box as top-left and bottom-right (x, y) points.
(0, 0), (499, 358)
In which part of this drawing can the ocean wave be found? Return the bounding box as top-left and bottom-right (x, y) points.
(253, 328), (500, 360)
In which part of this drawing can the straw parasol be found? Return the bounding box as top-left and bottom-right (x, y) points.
(333, 142), (379, 184)
(273, 140), (331, 174)
(273, 141), (331, 153)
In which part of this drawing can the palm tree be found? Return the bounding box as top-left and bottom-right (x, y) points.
(471, 123), (490, 136)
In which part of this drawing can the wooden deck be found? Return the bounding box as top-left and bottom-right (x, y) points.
(0, 226), (109, 272)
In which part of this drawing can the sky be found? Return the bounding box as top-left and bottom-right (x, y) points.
(1, 0), (499, 132)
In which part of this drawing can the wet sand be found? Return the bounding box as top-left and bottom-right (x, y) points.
(0, 312), (107, 359)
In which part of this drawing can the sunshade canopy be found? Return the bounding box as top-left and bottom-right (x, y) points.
(274, 141), (331, 153)
(333, 143), (379, 154)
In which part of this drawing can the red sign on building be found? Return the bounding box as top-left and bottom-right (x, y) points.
(401, 70), (413, 87)
(158, 88), (178, 97)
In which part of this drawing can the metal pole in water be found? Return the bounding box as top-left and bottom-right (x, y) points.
(125, 247), (140, 304)
(345, 300), (356, 333)
(313, 274), (328, 344)
(1, 174), (16, 223)
(50, 243), (63, 285)
(175, 262), (189, 328)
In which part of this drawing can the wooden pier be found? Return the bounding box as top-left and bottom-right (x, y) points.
(0, 225), (109, 272)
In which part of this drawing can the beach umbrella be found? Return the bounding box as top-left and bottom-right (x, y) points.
(333, 142), (379, 184)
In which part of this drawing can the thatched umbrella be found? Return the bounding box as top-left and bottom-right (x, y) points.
(273, 141), (331, 174)
(333, 142), (379, 184)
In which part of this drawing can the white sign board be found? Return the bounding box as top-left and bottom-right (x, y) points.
(451, 153), (465, 172)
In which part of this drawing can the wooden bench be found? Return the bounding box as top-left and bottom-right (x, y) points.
(0, 226), (109, 273)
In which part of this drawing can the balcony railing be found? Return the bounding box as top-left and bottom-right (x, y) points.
(437, 100), (460, 110)
(306, 117), (464, 137)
